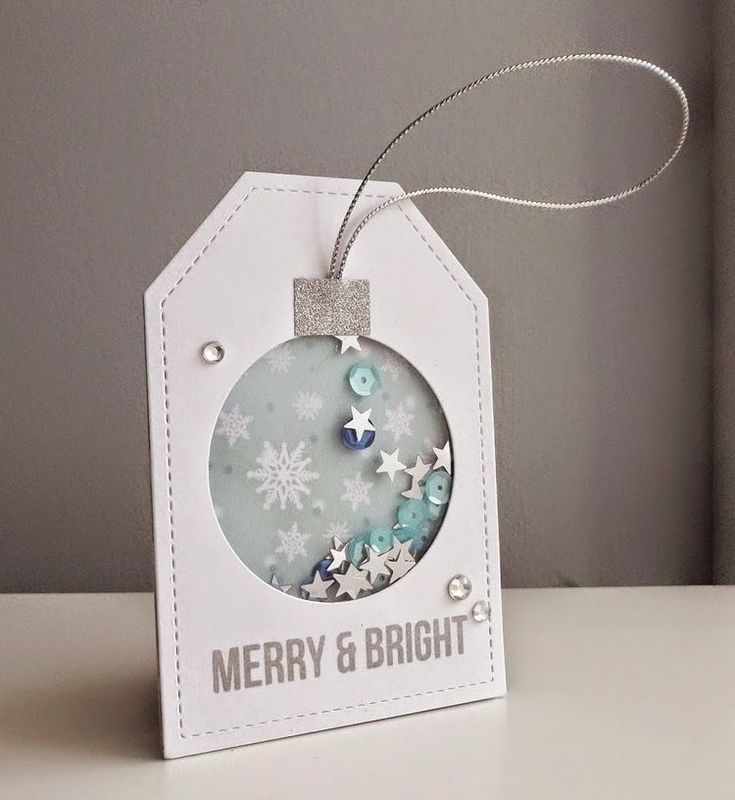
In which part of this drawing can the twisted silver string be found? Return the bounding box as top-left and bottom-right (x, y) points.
(329, 53), (689, 280)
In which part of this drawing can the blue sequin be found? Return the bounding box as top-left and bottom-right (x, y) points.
(340, 425), (376, 450)
(312, 558), (332, 581)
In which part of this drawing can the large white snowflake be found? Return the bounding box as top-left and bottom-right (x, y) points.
(247, 441), (319, 510)
(384, 401), (414, 442)
(341, 472), (373, 512)
(292, 391), (323, 421)
(215, 404), (253, 447)
(382, 351), (406, 382)
(324, 520), (350, 540)
(266, 344), (295, 373)
(275, 522), (310, 563)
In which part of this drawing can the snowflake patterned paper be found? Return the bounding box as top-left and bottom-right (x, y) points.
(384, 401), (415, 442)
(275, 522), (310, 563)
(208, 335), (452, 592)
(292, 391), (323, 421)
(246, 441), (319, 510)
(215, 404), (253, 447)
(340, 472), (374, 512)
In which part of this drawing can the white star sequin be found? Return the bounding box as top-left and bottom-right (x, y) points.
(360, 547), (392, 583)
(432, 441), (452, 474)
(301, 571), (334, 600)
(328, 537), (349, 572)
(387, 539), (415, 582)
(376, 448), (406, 482)
(343, 406), (375, 440)
(336, 336), (361, 354)
(333, 564), (372, 600)
(270, 572), (292, 594)
(385, 536), (402, 559)
(405, 455), (431, 482)
(401, 479), (424, 500)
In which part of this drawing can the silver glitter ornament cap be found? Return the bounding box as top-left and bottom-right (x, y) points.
(293, 278), (370, 336)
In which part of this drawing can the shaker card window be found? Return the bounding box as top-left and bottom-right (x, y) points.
(209, 335), (453, 601)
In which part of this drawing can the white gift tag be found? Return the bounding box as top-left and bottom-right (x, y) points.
(145, 171), (506, 758)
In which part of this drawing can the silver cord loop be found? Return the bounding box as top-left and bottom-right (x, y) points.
(329, 53), (689, 280)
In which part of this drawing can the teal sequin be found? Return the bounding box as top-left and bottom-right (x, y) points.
(347, 533), (370, 565)
(425, 470), (452, 505)
(368, 527), (393, 554)
(348, 362), (380, 396)
(398, 498), (427, 527)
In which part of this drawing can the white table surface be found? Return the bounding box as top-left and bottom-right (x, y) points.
(1, 587), (733, 799)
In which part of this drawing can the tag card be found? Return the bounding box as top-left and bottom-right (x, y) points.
(145, 171), (505, 758)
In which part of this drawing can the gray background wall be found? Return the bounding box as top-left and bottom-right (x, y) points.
(1, 1), (713, 591)
(714, 1), (735, 583)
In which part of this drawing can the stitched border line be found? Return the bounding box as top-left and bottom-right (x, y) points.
(158, 183), (496, 739)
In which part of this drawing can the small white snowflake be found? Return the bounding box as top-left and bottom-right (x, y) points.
(292, 390), (323, 421)
(324, 521), (350, 541)
(384, 401), (414, 442)
(247, 441), (319, 510)
(275, 522), (310, 564)
(382, 351), (406, 382)
(266, 344), (296, 373)
(215, 404), (253, 447)
(341, 472), (373, 512)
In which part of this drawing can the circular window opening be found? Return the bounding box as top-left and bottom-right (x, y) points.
(209, 335), (452, 601)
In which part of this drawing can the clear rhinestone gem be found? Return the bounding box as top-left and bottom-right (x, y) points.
(201, 341), (225, 363)
(471, 600), (489, 622)
(447, 574), (472, 600)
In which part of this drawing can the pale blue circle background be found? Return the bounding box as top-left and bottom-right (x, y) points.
(208, 336), (452, 592)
